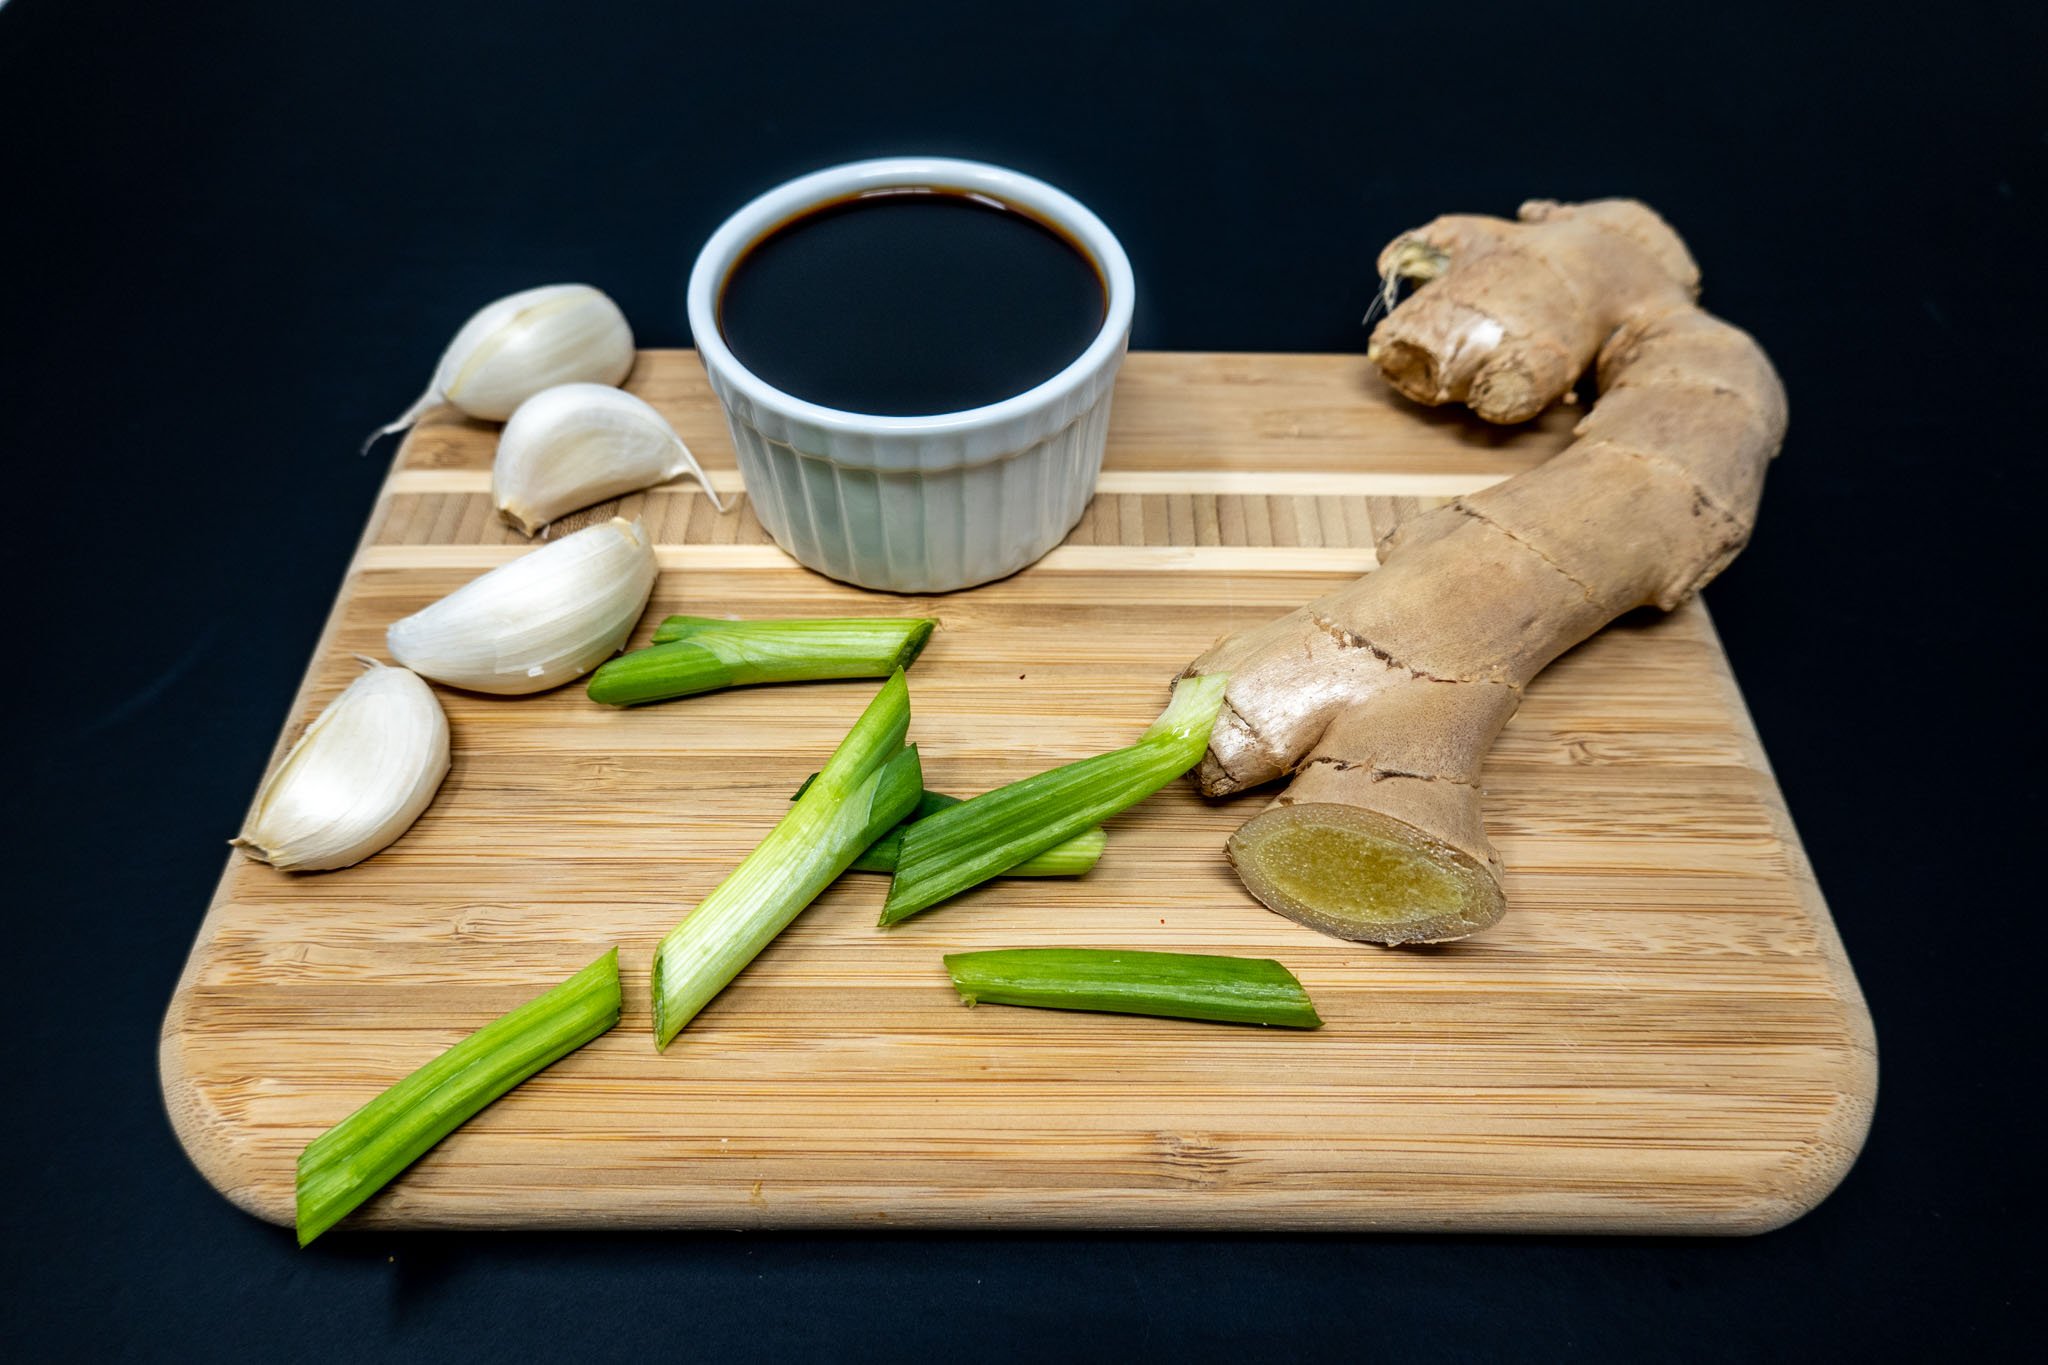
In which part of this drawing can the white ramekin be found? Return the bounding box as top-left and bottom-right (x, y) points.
(687, 157), (1135, 593)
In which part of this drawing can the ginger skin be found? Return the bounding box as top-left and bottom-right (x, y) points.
(1186, 200), (1787, 945)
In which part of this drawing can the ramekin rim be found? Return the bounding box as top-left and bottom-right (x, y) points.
(686, 156), (1135, 435)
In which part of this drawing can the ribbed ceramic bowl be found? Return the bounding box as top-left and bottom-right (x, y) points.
(687, 158), (1135, 593)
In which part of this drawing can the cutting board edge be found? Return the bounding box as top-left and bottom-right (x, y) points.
(161, 917), (291, 1228)
(157, 484), (407, 1232)
(1680, 606), (1879, 1228)
(155, 1055), (1876, 1239)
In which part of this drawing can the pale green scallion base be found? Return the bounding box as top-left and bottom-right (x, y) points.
(651, 671), (921, 1048)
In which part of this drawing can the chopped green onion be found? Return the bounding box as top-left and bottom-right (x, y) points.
(649, 614), (922, 646)
(943, 948), (1322, 1028)
(651, 671), (921, 1048)
(588, 616), (935, 706)
(880, 674), (1227, 925)
(295, 948), (622, 1246)
(790, 779), (1107, 876)
(857, 794), (1106, 876)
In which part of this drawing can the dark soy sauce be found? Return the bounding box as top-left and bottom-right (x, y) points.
(718, 189), (1106, 416)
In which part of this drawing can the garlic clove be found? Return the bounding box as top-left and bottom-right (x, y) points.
(362, 285), (636, 453)
(493, 383), (729, 537)
(233, 661), (451, 873)
(386, 517), (657, 694)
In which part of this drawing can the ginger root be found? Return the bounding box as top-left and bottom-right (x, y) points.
(1185, 199), (1787, 945)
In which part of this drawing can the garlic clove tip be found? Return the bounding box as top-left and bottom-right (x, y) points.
(491, 383), (727, 535)
(234, 661), (451, 873)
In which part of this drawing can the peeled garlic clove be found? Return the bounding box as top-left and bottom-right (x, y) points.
(387, 517), (657, 694)
(233, 661), (450, 873)
(362, 285), (636, 452)
(493, 383), (729, 536)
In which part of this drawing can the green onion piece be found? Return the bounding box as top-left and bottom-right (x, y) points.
(295, 948), (622, 1246)
(790, 780), (1107, 877)
(651, 671), (921, 1048)
(943, 948), (1322, 1028)
(648, 614), (739, 643)
(589, 616), (935, 706)
(880, 674), (1227, 925)
(860, 805), (1106, 876)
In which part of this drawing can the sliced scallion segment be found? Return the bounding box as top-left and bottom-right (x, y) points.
(651, 671), (921, 1048)
(790, 780), (1107, 877)
(295, 948), (622, 1246)
(588, 615), (935, 706)
(942, 948), (1321, 1028)
(880, 674), (1227, 925)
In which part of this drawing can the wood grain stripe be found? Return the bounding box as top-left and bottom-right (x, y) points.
(353, 544), (1385, 574)
(360, 490), (1439, 555)
(386, 469), (1510, 498)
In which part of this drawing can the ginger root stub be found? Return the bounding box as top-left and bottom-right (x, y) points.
(1186, 199), (1787, 945)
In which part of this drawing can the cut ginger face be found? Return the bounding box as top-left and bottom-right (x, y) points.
(1228, 803), (1502, 946)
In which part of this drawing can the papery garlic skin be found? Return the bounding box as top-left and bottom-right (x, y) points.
(493, 384), (728, 536)
(362, 285), (636, 451)
(233, 662), (450, 873)
(386, 517), (657, 695)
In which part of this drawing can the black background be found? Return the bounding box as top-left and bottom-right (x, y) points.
(2, 0), (2040, 1359)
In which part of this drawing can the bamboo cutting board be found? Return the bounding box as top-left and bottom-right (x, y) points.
(161, 351), (1875, 1235)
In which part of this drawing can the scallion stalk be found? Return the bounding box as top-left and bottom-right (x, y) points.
(588, 616), (935, 706)
(790, 780), (1107, 876)
(856, 795), (1107, 876)
(651, 671), (921, 1048)
(942, 948), (1322, 1028)
(295, 948), (622, 1246)
(880, 674), (1227, 925)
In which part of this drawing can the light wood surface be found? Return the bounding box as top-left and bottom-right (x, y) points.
(161, 351), (1874, 1234)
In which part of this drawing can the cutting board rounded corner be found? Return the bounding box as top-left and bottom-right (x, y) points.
(1717, 1041), (1878, 1237)
(160, 963), (295, 1230)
